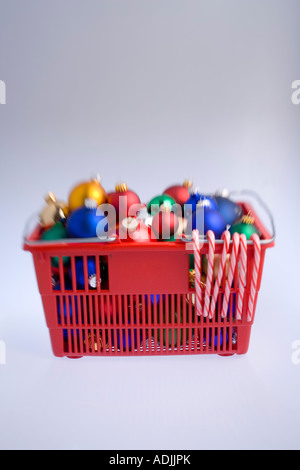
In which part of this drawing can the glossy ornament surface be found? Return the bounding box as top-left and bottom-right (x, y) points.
(163, 180), (193, 207)
(118, 217), (151, 243)
(151, 208), (179, 241)
(190, 207), (227, 239)
(215, 196), (243, 227)
(147, 194), (177, 217)
(68, 176), (107, 213)
(71, 257), (99, 290)
(184, 191), (218, 218)
(107, 183), (141, 219)
(230, 213), (259, 240)
(41, 223), (70, 267)
(66, 200), (109, 239)
(40, 192), (69, 229)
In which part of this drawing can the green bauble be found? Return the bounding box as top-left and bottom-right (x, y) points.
(42, 222), (68, 241)
(230, 216), (258, 240)
(41, 223), (70, 267)
(147, 194), (177, 216)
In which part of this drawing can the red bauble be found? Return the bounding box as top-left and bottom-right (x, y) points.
(107, 183), (141, 219)
(151, 209), (179, 241)
(118, 217), (151, 243)
(163, 180), (193, 207)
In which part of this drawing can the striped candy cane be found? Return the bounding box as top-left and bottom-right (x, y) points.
(236, 234), (247, 321)
(192, 229), (203, 317)
(203, 231), (215, 317)
(209, 230), (231, 319)
(221, 232), (240, 318)
(247, 233), (261, 322)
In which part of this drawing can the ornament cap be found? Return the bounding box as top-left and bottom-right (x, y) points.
(91, 173), (102, 184)
(54, 207), (67, 224)
(215, 188), (230, 198)
(45, 192), (57, 204)
(115, 182), (128, 193)
(84, 198), (98, 209)
(242, 212), (255, 225)
(183, 180), (193, 189)
(189, 186), (199, 195)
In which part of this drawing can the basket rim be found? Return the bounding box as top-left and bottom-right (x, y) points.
(23, 200), (275, 252)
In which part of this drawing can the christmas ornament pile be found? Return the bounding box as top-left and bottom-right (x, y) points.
(38, 175), (260, 244)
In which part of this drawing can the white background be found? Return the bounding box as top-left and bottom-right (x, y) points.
(0, 0), (299, 450)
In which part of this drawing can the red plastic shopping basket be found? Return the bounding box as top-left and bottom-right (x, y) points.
(23, 190), (275, 358)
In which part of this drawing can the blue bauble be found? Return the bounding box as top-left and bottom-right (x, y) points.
(63, 329), (80, 343)
(190, 207), (227, 239)
(184, 192), (218, 218)
(112, 328), (138, 351)
(215, 196), (243, 227)
(203, 329), (229, 348)
(55, 287), (82, 342)
(70, 257), (97, 289)
(197, 195), (219, 211)
(145, 294), (165, 305)
(209, 329), (227, 348)
(67, 205), (108, 239)
(53, 280), (73, 292)
(184, 192), (200, 217)
(56, 295), (78, 325)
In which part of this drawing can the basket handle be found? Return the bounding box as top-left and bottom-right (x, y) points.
(229, 189), (276, 242)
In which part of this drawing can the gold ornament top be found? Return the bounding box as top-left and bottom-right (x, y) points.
(45, 192), (57, 205)
(183, 180), (193, 189)
(115, 183), (128, 193)
(91, 174), (102, 184)
(242, 212), (255, 225)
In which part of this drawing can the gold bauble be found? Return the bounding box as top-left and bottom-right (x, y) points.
(39, 192), (69, 229)
(68, 177), (107, 212)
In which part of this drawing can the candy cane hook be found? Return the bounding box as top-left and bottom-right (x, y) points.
(221, 232), (240, 318)
(236, 234), (247, 321)
(203, 230), (215, 318)
(209, 230), (231, 320)
(192, 230), (203, 317)
(247, 233), (261, 322)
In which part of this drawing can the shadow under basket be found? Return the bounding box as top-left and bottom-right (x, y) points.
(23, 196), (275, 358)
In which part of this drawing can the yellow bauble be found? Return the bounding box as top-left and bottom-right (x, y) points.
(68, 176), (107, 212)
